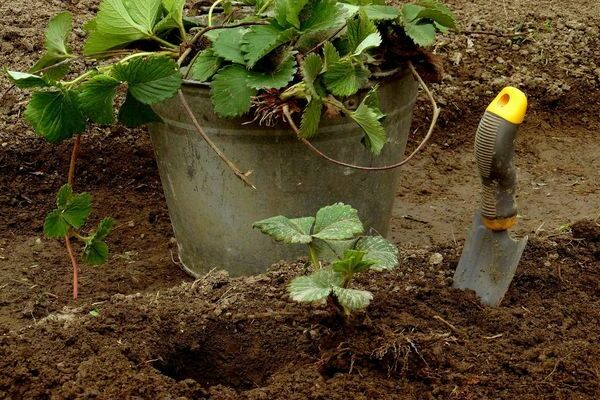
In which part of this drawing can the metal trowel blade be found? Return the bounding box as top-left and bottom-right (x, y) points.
(453, 212), (528, 306)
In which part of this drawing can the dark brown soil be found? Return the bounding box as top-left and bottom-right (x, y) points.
(1, 236), (599, 399)
(1, 0), (599, 399)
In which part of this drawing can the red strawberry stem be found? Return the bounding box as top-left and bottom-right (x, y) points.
(65, 135), (81, 300)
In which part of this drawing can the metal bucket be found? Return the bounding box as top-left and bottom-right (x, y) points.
(150, 71), (418, 277)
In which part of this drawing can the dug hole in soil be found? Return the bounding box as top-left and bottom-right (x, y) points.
(1, 0), (600, 399)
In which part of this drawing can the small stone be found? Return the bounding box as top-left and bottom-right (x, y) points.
(429, 252), (444, 265)
(127, 221), (135, 227)
(35, 238), (42, 245)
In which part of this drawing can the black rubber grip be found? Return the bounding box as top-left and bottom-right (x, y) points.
(475, 111), (520, 220)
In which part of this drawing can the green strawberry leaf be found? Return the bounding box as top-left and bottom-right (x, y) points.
(301, 0), (346, 33)
(30, 12), (74, 79)
(24, 90), (86, 144)
(78, 74), (121, 124)
(417, 8), (456, 30)
(403, 21), (436, 47)
(247, 56), (297, 90)
(43, 184), (92, 237)
(242, 24), (296, 68)
(288, 268), (343, 302)
(322, 42), (340, 70)
(83, 240), (109, 265)
(332, 249), (376, 275)
(44, 11), (72, 55)
(362, 5), (400, 20)
(323, 59), (369, 97)
(353, 32), (382, 56)
(187, 49), (223, 82)
(44, 210), (70, 238)
(362, 85), (384, 119)
(56, 184), (72, 208)
(298, 99), (323, 138)
(401, 4), (424, 22)
(6, 71), (50, 89)
(30, 54), (71, 80)
(118, 92), (162, 127)
(62, 192), (92, 229)
(302, 53), (323, 98)
(311, 237), (358, 262)
(275, 0), (308, 29)
(417, 0), (456, 29)
(93, 217), (114, 242)
(82, 217), (114, 265)
(210, 65), (257, 118)
(312, 203), (364, 241)
(332, 286), (373, 311)
(350, 94), (386, 155)
(347, 10), (377, 53)
(211, 27), (247, 64)
(84, 0), (162, 54)
(154, 0), (186, 34)
(112, 55), (182, 104)
(355, 236), (399, 271)
(253, 216), (315, 244)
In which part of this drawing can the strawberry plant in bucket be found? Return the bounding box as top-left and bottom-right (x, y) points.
(5, 0), (455, 297)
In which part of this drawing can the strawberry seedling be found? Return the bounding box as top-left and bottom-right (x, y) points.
(254, 203), (399, 315)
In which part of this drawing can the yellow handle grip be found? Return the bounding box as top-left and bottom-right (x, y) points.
(486, 87), (528, 124)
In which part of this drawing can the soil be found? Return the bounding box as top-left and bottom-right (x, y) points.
(0, 236), (599, 399)
(1, 0), (599, 399)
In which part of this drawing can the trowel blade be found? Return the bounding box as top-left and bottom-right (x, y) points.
(453, 212), (528, 306)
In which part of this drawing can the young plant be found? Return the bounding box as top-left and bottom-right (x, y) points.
(43, 184), (114, 300)
(254, 203), (399, 315)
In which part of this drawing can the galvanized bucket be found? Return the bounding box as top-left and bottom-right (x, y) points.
(150, 71), (418, 277)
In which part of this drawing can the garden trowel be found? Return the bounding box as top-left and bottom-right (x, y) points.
(453, 87), (528, 306)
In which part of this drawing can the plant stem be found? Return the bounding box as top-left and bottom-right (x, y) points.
(118, 50), (176, 64)
(61, 70), (96, 87)
(257, 0), (273, 14)
(71, 231), (89, 242)
(68, 135), (81, 186)
(208, 0), (225, 27)
(308, 244), (321, 270)
(177, 90), (256, 189)
(150, 35), (179, 49)
(341, 274), (352, 289)
(66, 134), (82, 301)
(306, 23), (347, 55)
(281, 62), (441, 171)
(65, 234), (79, 300)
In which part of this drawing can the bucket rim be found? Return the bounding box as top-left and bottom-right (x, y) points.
(180, 67), (412, 91)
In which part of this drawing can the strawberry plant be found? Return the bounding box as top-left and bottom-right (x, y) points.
(254, 203), (399, 315)
(5, 0), (454, 299)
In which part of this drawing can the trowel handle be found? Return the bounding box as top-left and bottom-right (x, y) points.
(475, 87), (528, 231)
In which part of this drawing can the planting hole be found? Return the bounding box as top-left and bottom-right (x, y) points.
(153, 324), (297, 390)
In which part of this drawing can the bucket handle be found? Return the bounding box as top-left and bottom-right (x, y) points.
(284, 62), (440, 171)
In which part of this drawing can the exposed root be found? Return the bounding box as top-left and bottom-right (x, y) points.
(247, 90), (302, 127)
